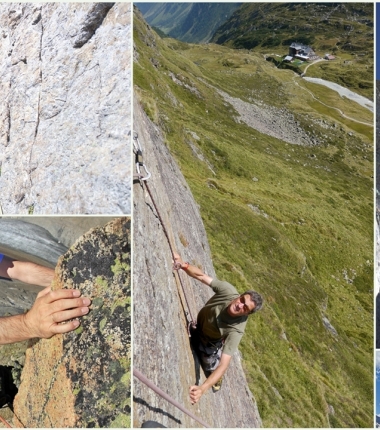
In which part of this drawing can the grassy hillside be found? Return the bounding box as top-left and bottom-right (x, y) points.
(211, 2), (373, 98)
(134, 7), (373, 428)
(136, 2), (240, 43)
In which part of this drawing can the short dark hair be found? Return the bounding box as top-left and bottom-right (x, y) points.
(244, 290), (263, 314)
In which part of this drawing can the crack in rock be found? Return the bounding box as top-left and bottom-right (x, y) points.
(73, 3), (115, 48)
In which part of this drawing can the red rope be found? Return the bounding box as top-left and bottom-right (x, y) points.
(0, 414), (13, 428)
(134, 369), (210, 428)
(143, 180), (197, 330)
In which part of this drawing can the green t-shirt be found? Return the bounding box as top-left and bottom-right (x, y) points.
(197, 279), (248, 356)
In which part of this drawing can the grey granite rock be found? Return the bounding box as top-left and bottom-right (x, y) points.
(0, 3), (131, 214)
(133, 98), (261, 428)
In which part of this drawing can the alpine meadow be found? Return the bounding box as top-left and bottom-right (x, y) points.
(134, 3), (374, 427)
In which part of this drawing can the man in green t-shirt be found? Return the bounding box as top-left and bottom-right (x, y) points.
(174, 254), (263, 405)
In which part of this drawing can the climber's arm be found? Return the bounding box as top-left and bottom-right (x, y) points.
(173, 253), (212, 286)
(0, 256), (91, 344)
(189, 353), (231, 404)
(0, 256), (54, 287)
(0, 287), (91, 344)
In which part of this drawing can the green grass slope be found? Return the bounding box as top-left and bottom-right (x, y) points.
(211, 2), (373, 99)
(136, 2), (240, 43)
(134, 7), (373, 428)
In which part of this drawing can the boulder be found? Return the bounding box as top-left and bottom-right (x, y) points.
(13, 217), (131, 427)
(0, 217), (116, 315)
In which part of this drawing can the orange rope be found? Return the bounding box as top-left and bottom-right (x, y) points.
(0, 413), (12, 428)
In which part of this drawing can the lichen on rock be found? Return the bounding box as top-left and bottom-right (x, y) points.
(13, 217), (131, 428)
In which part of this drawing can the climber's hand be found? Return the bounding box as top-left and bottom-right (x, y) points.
(173, 253), (182, 264)
(189, 385), (204, 405)
(23, 287), (91, 339)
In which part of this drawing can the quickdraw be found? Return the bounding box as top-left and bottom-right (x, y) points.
(133, 131), (151, 181)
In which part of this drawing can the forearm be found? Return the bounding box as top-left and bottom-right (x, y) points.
(174, 254), (212, 285)
(6, 260), (54, 287)
(0, 314), (30, 345)
(200, 360), (228, 393)
(189, 354), (231, 404)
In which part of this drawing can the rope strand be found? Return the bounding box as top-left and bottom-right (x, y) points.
(134, 369), (210, 428)
(134, 132), (197, 331)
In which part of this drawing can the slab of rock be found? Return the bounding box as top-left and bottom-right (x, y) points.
(133, 98), (261, 428)
(0, 217), (116, 315)
(0, 219), (67, 268)
(13, 217), (131, 427)
(0, 3), (131, 214)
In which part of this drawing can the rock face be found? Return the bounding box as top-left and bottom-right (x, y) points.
(13, 217), (131, 427)
(377, 218), (380, 348)
(0, 3), (131, 214)
(0, 219), (67, 269)
(0, 217), (118, 394)
(133, 98), (261, 428)
(0, 217), (116, 316)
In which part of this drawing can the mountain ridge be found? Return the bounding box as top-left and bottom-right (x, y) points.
(135, 3), (240, 43)
(134, 6), (373, 427)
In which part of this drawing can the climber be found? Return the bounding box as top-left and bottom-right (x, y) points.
(0, 253), (91, 345)
(173, 253), (263, 405)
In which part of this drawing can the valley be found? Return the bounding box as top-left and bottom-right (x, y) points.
(134, 4), (373, 427)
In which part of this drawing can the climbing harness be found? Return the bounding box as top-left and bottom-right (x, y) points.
(133, 131), (197, 335)
(134, 369), (210, 428)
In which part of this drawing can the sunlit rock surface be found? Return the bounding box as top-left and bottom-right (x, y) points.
(133, 98), (261, 428)
(0, 3), (131, 214)
(13, 217), (131, 427)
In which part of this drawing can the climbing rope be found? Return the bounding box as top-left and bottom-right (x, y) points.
(133, 132), (197, 334)
(134, 369), (210, 428)
(0, 413), (13, 428)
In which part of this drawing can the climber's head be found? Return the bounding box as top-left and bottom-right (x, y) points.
(227, 291), (263, 317)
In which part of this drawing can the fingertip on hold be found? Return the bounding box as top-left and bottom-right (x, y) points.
(72, 290), (81, 297)
(73, 320), (80, 328)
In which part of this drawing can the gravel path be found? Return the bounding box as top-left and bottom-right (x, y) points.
(303, 77), (373, 112)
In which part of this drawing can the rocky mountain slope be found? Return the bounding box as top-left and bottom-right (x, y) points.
(134, 6), (373, 427)
(136, 3), (240, 43)
(212, 3), (373, 52)
(133, 99), (261, 428)
(0, 3), (131, 214)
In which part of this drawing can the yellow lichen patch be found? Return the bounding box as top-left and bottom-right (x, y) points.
(111, 258), (130, 275)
